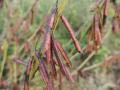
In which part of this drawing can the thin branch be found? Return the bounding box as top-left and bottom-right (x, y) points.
(71, 51), (95, 75)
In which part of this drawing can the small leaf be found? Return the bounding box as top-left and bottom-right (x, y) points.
(52, 0), (68, 32)
(29, 54), (40, 80)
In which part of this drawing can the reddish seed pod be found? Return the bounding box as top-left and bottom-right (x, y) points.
(102, 0), (110, 25)
(24, 82), (29, 90)
(14, 59), (27, 66)
(62, 65), (74, 83)
(103, 0), (110, 16)
(24, 41), (30, 52)
(45, 36), (52, 63)
(50, 44), (57, 78)
(26, 58), (33, 77)
(24, 58), (33, 90)
(52, 37), (74, 83)
(0, 0), (3, 8)
(46, 74), (54, 90)
(61, 15), (82, 53)
(55, 41), (72, 67)
(39, 61), (49, 85)
(44, 13), (55, 55)
(45, 32), (51, 50)
(50, 38), (57, 78)
(112, 17), (119, 33)
(49, 14), (55, 28)
(50, 59), (57, 79)
(22, 20), (30, 32)
(39, 67), (48, 85)
(51, 37), (65, 75)
(94, 14), (102, 45)
(45, 49), (51, 63)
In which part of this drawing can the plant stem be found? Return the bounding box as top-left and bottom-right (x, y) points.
(82, 62), (102, 72)
(72, 51), (95, 75)
(0, 40), (8, 80)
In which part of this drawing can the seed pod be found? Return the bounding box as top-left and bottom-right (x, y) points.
(51, 37), (74, 83)
(112, 17), (119, 33)
(26, 58), (33, 80)
(24, 41), (30, 52)
(55, 41), (71, 67)
(103, 0), (110, 16)
(49, 14), (55, 28)
(50, 44), (57, 78)
(50, 59), (57, 79)
(61, 15), (82, 53)
(43, 14), (53, 55)
(39, 60), (49, 85)
(44, 31), (51, 52)
(45, 36), (52, 63)
(0, 0), (3, 8)
(93, 14), (102, 46)
(43, 14), (52, 53)
(24, 81), (29, 90)
(24, 58), (33, 90)
(46, 73), (54, 90)
(22, 20), (30, 32)
(51, 38), (57, 78)
(51, 37), (64, 74)
(14, 59), (27, 66)
(45, 50), (51, 63)
(103, 0), (110, 25)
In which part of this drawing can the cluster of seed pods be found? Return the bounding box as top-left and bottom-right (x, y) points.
(23, 3), (82, 89)
(86, 0), (110, 52)
(13, 0), (120, 90)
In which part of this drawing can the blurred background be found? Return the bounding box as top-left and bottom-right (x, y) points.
(0, 0), (120, 90)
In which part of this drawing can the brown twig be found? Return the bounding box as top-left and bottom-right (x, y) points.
(71, 51), (96, 75)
